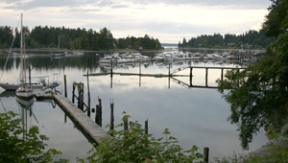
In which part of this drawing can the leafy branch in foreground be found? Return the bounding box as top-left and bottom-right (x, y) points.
(78, 112), (203, 163)
(0, 111), (67, 163)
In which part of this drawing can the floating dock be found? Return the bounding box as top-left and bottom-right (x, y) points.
(53, 94), (112, 144)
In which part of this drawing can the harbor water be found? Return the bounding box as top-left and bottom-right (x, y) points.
(0, 49), (267, 161)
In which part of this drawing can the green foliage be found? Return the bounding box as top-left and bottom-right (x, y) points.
(262, 0), (288, 37)
(79, 112), (203, 163)
(216, 0), (288, 150)
(0, 111), (67, 162)
(179, 30), (274, 49)
(116, 35), (162, 50)
(0, 25), (162, 50)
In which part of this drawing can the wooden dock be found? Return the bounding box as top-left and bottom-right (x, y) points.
(53, 94), (112, 144)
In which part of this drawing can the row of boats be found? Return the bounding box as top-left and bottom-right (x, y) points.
(99, 51), (243, 64)
(0, 78), (60, 101)
(0, 14), (59, 104)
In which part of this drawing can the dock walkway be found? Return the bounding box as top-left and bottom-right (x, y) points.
(53, 94), (112, 144)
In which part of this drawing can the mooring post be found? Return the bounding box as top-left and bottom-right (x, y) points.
(204, 147), (209, 163)
(78, 83), (84, 111)
(145, 119), (148, 135)
(189, 67), (193, 87)
(139, 61), (141, 75)
(205, 68), (208, 87)
(110, 61), (113, 88)
(72, 83), (75, 103)
(168, 63), (171, 76)
(168, 63), (171, 89)
(98, 97), (102, 127)
(110, 100), (114, 131)
(64, 75), (67, 97)
(87, 71), (91, 117)
(110, 60), (113, 77)
(95, 105), (100, 125)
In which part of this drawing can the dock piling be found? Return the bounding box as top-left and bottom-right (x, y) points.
(86, 71), (91, 117)
(204, 147), (209, 163)
(205, 68), (208, 87)
(64, 75), (67, 97)
(189, 67), (193, 86)
(110, 100), (114, 131)
(145, 119), (148, 134)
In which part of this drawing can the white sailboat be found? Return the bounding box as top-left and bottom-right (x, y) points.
(16, 13), (34, 101)
(0, 14), (48, 91)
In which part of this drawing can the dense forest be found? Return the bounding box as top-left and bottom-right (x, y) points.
(178, 30), (275, 49)
(0, 26), (162, 50)
(0, 25), (276, 51)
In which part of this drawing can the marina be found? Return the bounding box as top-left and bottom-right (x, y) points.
(0, 50), (267, 161)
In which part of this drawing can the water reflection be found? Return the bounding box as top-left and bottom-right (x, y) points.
(0, 50), (267, 161)
(0, 91), (94, 161)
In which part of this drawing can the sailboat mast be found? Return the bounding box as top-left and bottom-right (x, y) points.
(20, 13), (23, 84)
(20, 13), (27, 85)
(20, 13), (23, 58)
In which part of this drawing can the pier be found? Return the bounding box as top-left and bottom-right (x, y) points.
(53, 93), (112, 144)
(86, 65), (246, 89)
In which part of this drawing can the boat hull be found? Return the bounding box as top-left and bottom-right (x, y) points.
(16, 96), (34, 107)
(0, 82), (59, 91)
(0, 82), (23, 91)
(16, 87), (34, 100)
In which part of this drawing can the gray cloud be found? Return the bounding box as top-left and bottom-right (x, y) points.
(0, 0), (270, 43)
(2, 0), (271, 10)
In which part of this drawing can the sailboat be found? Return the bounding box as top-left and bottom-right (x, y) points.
(0, 14), (44, 91)
(15, 13), (34, 101)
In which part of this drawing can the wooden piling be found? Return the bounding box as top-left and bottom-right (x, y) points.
(145, 119), (148, 135)
(72, 84), (75, 103)
(110, 60), (113, 78)
(95, 105), (100, 126)
(189, 67), (193, 86)
(64, 75), (67, 97)
(168, 63), (171, 76)
(110, 100), (114, 130)
(79, 91), (83, 111)
(77, 83), (84, 111)
(87, 71), (91, 117)
(204, 147), (209, 163)
(98, 97), (102, 127)
(205, 68), (208, 87)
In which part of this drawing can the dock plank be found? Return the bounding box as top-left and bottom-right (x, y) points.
(53, 94), (112, 144)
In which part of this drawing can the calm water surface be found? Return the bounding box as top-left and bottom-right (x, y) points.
(0, 50), (267, 161)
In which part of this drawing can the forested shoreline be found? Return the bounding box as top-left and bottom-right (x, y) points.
(0, 26), (162, 51)
(178, 30), (275, 49)
(1, 25), (276, 52)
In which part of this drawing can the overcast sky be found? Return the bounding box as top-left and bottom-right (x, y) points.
(0, 0), (271, 43)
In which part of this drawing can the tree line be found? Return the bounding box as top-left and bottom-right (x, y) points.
(217, 1), (288, 161)
(178, 30), (275, 49)
(0, 26), (162, 50)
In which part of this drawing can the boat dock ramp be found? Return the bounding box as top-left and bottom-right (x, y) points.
(52, 93), (112, 144)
